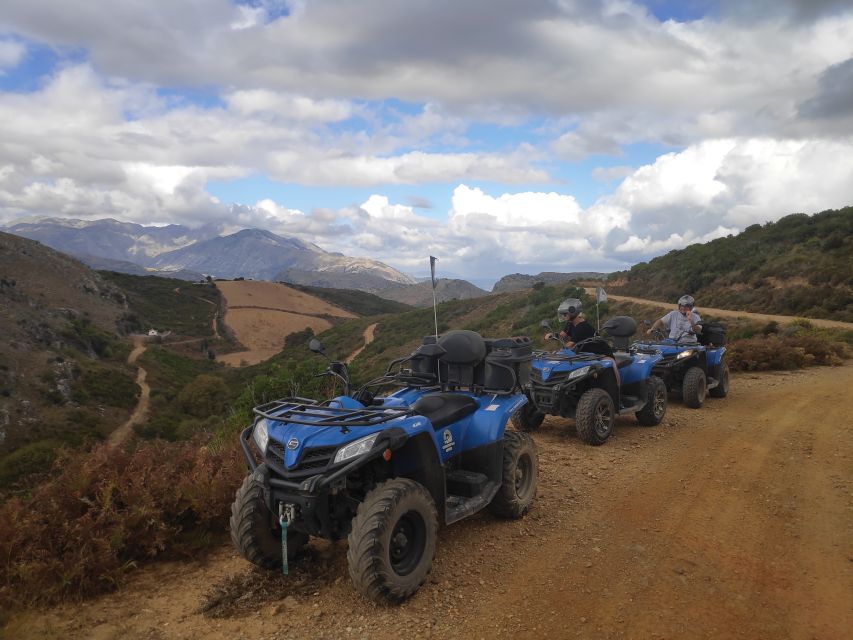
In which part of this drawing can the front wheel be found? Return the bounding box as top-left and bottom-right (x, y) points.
(682, 367), (707, 408)
(709, 362), (729, 398)
(635, 376), (668, 426)
(511, 401), (545, 432)
(575, 388), (615, 446)
(230, 467), (308, 570)
(490, 431), (538, 518)
(347, 478), (438, 604)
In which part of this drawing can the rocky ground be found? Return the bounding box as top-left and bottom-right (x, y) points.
(5, 365), (852, 640)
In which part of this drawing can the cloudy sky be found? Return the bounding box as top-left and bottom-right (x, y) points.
(1, 0), (852, 285)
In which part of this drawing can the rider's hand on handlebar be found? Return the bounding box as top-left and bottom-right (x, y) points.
(559, 330), (568, 339)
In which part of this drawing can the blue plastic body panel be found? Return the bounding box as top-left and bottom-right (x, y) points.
(262, 388), (527, 469)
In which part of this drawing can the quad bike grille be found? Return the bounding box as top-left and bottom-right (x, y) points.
(266, 442), (338, 475)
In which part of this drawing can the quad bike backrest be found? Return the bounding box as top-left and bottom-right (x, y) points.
(699, 322), (727, 347)
(437, 330), (487, 388)
(601, 315), (637, 352)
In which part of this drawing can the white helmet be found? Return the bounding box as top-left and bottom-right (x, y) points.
(558, 298), (582, 322)
(678, 294), (695, 308)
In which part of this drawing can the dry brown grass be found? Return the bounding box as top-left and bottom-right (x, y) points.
(215, 281), (356, 317)
(215, 281), (356, 366)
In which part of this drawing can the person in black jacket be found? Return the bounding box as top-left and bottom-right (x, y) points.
(547, 298), (620, 383)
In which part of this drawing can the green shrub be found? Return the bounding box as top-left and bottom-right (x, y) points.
(0, 440), (61, 488)
(177, 375), (229, 419)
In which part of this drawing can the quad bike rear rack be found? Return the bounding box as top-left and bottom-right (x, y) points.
(253, 397), (412, 428)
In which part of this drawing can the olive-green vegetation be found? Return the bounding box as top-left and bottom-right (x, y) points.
(286, 283), (413, 316)
(99, 271), (221, 336)
(609, 207), (853, 321)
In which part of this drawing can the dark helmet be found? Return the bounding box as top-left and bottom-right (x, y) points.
(677, 294), (695, 308)
(558, 298), (582, 322)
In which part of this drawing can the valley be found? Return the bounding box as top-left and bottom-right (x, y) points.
(7, 364), (851, 640)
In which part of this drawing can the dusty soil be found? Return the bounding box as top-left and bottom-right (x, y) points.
(215, 281), (355, 366)
(597, 292), (853, 331)
(6, 365), (852, 640)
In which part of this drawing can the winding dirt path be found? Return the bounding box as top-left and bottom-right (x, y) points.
(107, 337), (150, 448)
(595, 291), (853, 330)
(345, 322), (378, 364)
(8, 364), (852, 639)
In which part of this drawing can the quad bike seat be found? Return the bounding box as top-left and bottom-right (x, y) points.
(412, 393), (478, 429)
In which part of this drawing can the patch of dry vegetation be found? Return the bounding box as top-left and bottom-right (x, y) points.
(0, 438), (244, 617)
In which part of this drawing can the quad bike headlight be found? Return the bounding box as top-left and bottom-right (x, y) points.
(676, 349), (695, 360)
(334, 433), (380, 464)
(252, 418), (269, 453)
(568, 366), (591, 380)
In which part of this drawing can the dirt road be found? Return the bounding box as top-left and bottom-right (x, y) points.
(107, 337), (150, 448)
(8, 365), (852, 640)
(596, 291), (853, 330)
(346, 322), (378, 363)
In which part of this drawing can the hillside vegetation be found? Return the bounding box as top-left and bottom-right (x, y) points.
(287, 282), (412, 316)
(609, 207), (853, 321)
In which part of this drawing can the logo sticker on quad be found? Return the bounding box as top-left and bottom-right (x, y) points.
(287, 437), (299, 450)
(442, 429), (455, 453)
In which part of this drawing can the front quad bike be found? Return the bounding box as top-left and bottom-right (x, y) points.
(230, 330), (538, 604)
(518, 316), (668, 446)
(633, 322), (728, 409)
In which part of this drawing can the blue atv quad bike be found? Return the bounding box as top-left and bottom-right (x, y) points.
(230, 330), (538, 604)
(631, 321), (728, 408)
(513, 316), (668, 446)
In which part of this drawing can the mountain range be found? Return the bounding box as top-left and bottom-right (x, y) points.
(2, 216), (613, 301)
(4, 218), (415, 290)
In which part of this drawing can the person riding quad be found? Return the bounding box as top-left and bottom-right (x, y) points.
(546, 298), (620, 383)
(647, 295), (702, 341)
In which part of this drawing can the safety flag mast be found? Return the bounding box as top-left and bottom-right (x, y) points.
(595, 286), (607, 331)
(430, 256), (439, 338)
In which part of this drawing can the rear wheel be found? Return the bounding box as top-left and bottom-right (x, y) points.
(230, 467), (308, 570)
(709, 361), (729, 398)
(490, 430), (538, 518)
(511, 401), (545, 432)
(575, 388), (615, 446)
(635, 376), (668, 426)
(347, 478), (438, 604)
(682, 367), (707, 408)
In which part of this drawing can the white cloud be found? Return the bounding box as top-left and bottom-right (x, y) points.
(226, 90), (353, 122)
(0, 39), (25, 72)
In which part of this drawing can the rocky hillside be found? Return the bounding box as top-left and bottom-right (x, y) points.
(608, 207), (853, 321)
(0, 232), (135, 459)
(493, 271), (608, 293)
(375, 278), (488, 307)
